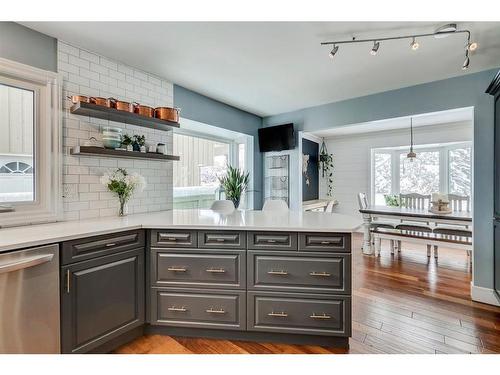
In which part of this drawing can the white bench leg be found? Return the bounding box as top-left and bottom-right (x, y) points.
(426, 244), (431, 257)
(434, 245), (438, 259)
(390, 240), (394, 255)
(397, 240), (402, 253)
(375, 237), (382, 257)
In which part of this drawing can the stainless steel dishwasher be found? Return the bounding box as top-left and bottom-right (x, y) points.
(0, 244), (60, 353)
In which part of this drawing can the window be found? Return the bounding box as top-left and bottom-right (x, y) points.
(371, 142), (472, 206)
(0, 58), (61, 227)
(173, 127), (252, 210)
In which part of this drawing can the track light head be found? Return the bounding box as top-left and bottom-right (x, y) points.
(370, 41), (380, 56)
(410, 37), (419, 51)
(467, 41), (478, 51)
(329, 45), (339, 59)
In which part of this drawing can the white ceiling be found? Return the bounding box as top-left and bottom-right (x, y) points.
(310, 107), (473, 138)
(21, 22), (500, 117)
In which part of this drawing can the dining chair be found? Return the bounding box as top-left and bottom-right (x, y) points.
(210, 200), (235, 213)
(396, 193), (433, 254)
(262, 199), (289, 212)
(432, 194), (472, 259)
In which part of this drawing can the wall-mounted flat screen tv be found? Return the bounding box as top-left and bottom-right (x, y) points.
(258, 123), (295, 152)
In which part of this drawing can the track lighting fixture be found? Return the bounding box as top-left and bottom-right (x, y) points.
(410, 37), (419, 51)
(329, 45), (339, 59)
(321, 23), (477, 70)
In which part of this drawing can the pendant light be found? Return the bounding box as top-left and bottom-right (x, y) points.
(402, 117), (420, 174)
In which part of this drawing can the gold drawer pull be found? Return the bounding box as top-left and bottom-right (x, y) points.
(309, 271), (331, 277)
(206, 308), (226, 314)
(267, 270), (288, 276)
(320, 241), (331, 245)
(167, 237), (177, 241)
(168, 306), (187, 312)
(310, 313), (331, 319)
(105, 243), (116, 247)
(206, 268), (226, 273)
(167, 267), (187, 272)
(267, 239), (276, 243)
(268, 311), (288, 318)
(216, 238), (226, 242)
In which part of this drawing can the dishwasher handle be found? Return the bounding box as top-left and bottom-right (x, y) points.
(0, 254), (54, 275)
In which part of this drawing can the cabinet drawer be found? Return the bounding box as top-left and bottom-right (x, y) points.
(151, 229), (197, 248)
(247, 231), (298, 250)
(248, 252), (350, 294)
(151, 249), (245, 289)
(247, 291), (350, 336)
(151, 288), (245, 330)
(61, 230), (145, 265)
(299, 233), (351, 252)
(198, 231), (246, 249)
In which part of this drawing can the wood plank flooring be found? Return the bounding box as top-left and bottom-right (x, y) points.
(114, 233), (500, 354)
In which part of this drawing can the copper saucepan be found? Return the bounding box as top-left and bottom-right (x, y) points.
(90, 97), (113, 107)
(109, 98), (135, 112)
(134, 104), (155, 118)
(155, 107), (181, 123)
(67, 95), (90, 104)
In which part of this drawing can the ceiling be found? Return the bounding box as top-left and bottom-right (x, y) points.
(310, 107), (473, 138)
(21, 22), (500, 117)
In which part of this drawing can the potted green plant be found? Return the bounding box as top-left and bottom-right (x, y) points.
(133, 134), (146, 152)
(319, 140), (334, 197)
(100, 168), (146, 216)
(384, 194), (400, 207)
(218, 165), (250, 209)
(121, 134), (134, 151)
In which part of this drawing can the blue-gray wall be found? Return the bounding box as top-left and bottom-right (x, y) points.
(174, 85), (263, 208)
(0, 22), (57, 72)
(264, 68), (499, 291)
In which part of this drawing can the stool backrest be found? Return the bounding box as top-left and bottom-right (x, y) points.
(357, 193), (368, 210)
(448, 194), (470, 212)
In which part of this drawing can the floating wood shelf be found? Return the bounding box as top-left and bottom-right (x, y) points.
(71, 146), (180, 161)
(70, 102), (180, 131)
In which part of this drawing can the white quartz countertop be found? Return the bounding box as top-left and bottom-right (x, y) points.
(0, 209), (362, 253)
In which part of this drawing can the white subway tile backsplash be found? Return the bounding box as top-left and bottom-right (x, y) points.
(59, 41), (174, 220)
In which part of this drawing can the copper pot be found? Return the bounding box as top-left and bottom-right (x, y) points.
(67, 95), (90, 104)
(90, 97), (113, 107)
(134, 104), (155, 118)
(110, 98), (134, 112)
(155, 107), (180, 123)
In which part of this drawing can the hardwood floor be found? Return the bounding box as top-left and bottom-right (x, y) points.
(114, 233), (500, 354)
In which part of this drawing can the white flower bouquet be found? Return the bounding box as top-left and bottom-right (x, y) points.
(100, 168), (146, 216)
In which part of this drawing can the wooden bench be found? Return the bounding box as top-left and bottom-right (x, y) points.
(370, 227), (472, 265)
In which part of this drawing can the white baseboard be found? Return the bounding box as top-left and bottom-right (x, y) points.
(470, 283), (500, 306)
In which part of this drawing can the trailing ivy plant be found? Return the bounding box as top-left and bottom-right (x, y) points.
(319, 140), (334, 197)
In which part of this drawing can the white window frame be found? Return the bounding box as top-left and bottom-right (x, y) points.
(173, 118), (254, 209)
(0, 58), (62, 227)
(371, 141), (472, 205)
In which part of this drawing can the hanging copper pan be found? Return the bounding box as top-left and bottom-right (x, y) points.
(155, 107), (180, 123)
(67, 95), (90, 104)
(110, 98), (135, 112)
(134, 104), (155, 117)
(89, 97), (113, 107)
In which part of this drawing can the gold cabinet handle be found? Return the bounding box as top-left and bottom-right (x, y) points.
(66, 270), (71, 293)
(206, 268), (226, 273)
(310, 313), (331, 319)
(268, 311), (288, 317)
(216, 238), (226, 242)
(168, 306), (187, 312)
(105, 242), (116, 247)
(267, 239), (276, 243)
(267, 270), (288, 275)
(309, 271), (331, 277)
(206, 308), (226, 314)
(167, 237), (177, 241)
(320, 241), (331, 245)
(167, 267), (187, 272)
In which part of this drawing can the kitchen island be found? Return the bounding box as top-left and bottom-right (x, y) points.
(0, 209), (361, 354)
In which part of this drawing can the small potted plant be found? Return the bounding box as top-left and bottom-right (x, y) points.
(121, 134), (134, 151)
(319, 140), (334, 197)
(218, 165), (250, 209)
(133, 135), (146, 152)
(100, 168), (146, 216)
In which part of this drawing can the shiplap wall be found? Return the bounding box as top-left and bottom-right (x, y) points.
(58, 41), (174, 220)
(320, 121), (473, 217)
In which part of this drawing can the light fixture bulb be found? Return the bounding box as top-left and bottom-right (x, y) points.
(467, 41), (478, 51)
(370, 41), (380, 56)
(329, 45), (339, 59)
(462, 55), (470, 70)
(410, 37), (419, 50)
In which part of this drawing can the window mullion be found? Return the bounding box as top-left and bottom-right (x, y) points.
(393, 151), (400, 195)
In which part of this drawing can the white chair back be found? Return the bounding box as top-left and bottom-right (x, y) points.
(448, 194), (470, 212)
(399, 193), (431, 209)
(210, 200), (235, 213)
(262, 199), (289, 212)
(357, 193), (368, 210)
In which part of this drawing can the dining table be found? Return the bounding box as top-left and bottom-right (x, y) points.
(358, 205), (473, 255)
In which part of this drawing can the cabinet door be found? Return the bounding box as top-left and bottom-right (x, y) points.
(495, 95), (500, 218)
(61, 248), (144, 353)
